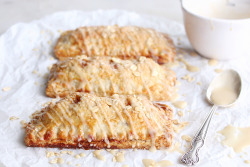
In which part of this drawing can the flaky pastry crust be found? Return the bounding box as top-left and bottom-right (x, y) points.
(45, 55), (176, 101)
(54, 25), (176, 64)
(25, 93), (173, 149)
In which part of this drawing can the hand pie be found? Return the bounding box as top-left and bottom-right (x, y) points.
(54, 25), (176, 64)
(25, 93), (173, 149)
(46, 55), (176, 101)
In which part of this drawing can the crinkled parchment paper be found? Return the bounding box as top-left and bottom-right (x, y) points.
(0, 10), (250, 167)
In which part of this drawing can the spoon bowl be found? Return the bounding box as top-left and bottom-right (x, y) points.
(206, 69), (242, 107)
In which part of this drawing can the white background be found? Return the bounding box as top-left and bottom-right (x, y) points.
(0, 0), (182, 34)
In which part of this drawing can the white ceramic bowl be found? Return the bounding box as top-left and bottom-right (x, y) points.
(181, 0), (250, 60)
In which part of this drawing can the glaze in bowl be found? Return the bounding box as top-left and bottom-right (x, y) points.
(181, 0), (250, 60)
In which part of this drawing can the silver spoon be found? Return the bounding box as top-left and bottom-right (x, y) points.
(181, 69), (242, 166)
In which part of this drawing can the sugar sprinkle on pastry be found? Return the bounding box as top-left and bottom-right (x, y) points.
(25, 93), (173, 150)
(54, 25), (176, 64)
(46, 56), (176, 101)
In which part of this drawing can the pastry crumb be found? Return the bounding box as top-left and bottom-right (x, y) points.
(79, 153), (86, 157)
(244, 160), (250, 164)
(49, 158), (57, 164)
(172, 119), (179, 125)
(168, 142), (184, 154)
(60, 150), (67, 154)
(58, 29), (63, 33)
(175, 80), (181, 86)
(49, 57), (55, 60)
(173, 121), (189, 133)
(67, 151), (74, 155)
(54, 152), (61, 156)
(228, 154), (234, 158)
(172, 101), (187, 109)
(214, 69), (223, 73)
(43, 73), (49, 79)
(57, 158), (64, 164)
(178, 54), (184, 58)
(113, 151), (125, 162)
(42, 101), (51, 107)
(196, 82), (202, 85)
(32, 70), (38, 74)
(93, 150), (106, 161)
(74, 154), (80, 159)
(122, 165), (129, 167)
(208, 59), (218, 66)
(9, 116), (19, 121)
(165, 61), (179, 69)
(181, 74), (194, 82)
(181, 135), (192, 142)
(2, 87), (11, 92)
(20, 120), (27, 128)
(46, 151), (55, 158)
(190, 51), (198, 56)
(177, 111), (184, 117)
(47, 65), (53, 71)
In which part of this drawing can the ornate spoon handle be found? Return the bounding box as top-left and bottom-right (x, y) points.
(181, 105), (218, 166)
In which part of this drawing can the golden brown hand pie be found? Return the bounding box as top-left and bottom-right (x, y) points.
(54, 25), (176, 64)
(25, 93), (173, 149)
(46, 55), (176, 101)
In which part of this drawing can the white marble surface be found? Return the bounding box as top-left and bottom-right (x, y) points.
(0, 0), (183, 34)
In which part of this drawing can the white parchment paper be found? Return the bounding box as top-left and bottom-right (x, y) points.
(0, 10), (250, 167)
